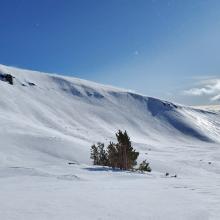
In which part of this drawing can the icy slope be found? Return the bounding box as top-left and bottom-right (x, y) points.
(0, 64), (220, 166)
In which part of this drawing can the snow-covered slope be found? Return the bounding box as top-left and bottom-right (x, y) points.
(0, 64), (220, 166)
(192, 104), (220, 112)
(0, 64), (220, 220)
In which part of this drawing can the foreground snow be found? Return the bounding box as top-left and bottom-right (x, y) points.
(0, 163), (220, 220)
(0, 64), (220, 219)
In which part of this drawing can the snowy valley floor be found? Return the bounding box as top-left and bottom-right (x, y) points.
(0, 160), (220, 220)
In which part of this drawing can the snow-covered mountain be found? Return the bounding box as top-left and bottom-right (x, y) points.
(0, 64), (220, 220)
(0, 64), (220, 166)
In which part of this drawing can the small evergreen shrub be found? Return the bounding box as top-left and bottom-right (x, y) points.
(90, 142), (108, 166)
(138, 160), (151, 172)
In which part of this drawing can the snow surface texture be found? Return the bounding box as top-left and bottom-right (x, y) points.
(0, 64), (220, 220)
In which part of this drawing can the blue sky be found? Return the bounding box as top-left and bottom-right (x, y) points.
(0, 0), (220, 105)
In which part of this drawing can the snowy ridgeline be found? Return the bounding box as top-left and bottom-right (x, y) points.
(0, 64), (220, 220)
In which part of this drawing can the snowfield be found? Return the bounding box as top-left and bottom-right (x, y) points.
(0, 64), (220, 219)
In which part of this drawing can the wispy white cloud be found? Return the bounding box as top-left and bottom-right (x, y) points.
(211, 94), (220, 101)
(183, 78), (220, 102)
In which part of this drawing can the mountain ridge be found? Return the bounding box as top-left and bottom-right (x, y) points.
(0, 64), (220, 166)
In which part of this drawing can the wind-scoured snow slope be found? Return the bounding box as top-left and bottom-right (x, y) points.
(0, 64), (220, 220)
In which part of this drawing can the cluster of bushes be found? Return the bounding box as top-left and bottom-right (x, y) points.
(90, 130), (151, 172)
